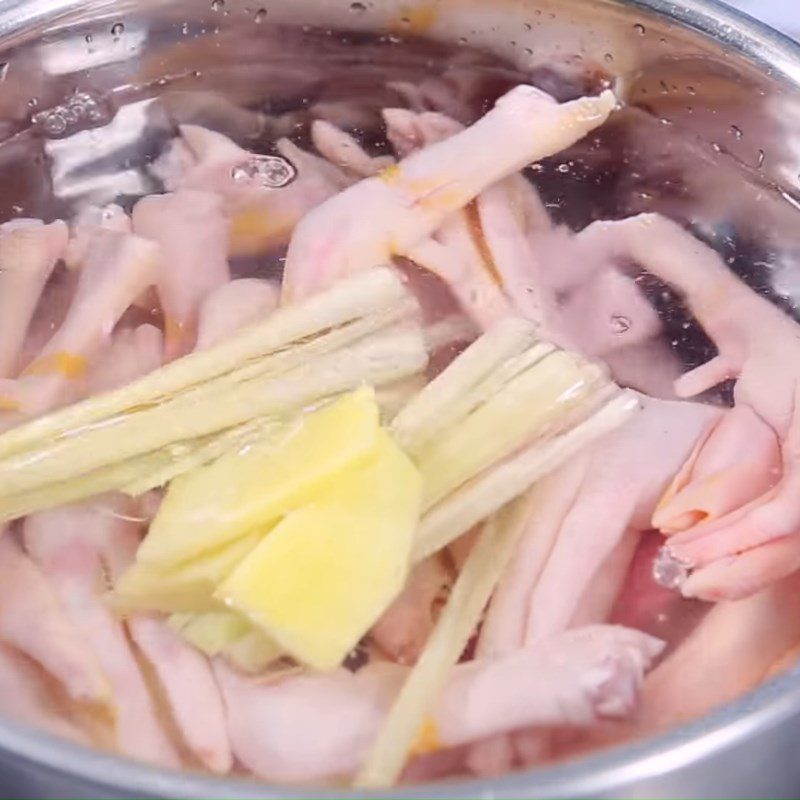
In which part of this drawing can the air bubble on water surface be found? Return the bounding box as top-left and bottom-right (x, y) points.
(730, 124), (743, 140)
(211, 0), (225, 11)
(33, 90), (110, 138)
(254, 8), (267, 23)
(603, 53), (614, 63)
(633, 23), (646, 35)
(40, 111), (68, 135)
(111, 22), (125, 38)
(756, 148), (765, 168)
(610, 315), (631, 334)
(231, 154), (297, 188)
(349, 2), (368, 13)
(652, 547), (691, 591)
(181, 22), (190, 34)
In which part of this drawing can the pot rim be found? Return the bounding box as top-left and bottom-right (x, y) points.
(1, 0), (800, 796)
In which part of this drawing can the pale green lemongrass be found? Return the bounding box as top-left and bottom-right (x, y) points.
(0, 454), (163, 521)
(0, 419), (284, 521)
(391, 318), (537, 453)
(375, 375), (429, 424)
(355, 494), (536, 788)
(0, 324), (426, 498)
(412, 391), (639, 562)
(0, 266), (411, 461)
(122, 417), (287, 497)
(416, 349), (606, 510)
(0, 384), (412, 520)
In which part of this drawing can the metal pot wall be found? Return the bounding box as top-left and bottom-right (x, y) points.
(0, 0), (799, 796)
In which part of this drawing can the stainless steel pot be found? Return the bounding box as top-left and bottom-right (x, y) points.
(0, 0), (799, 796)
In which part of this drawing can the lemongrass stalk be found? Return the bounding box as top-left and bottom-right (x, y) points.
(182, 298), (417, 406)
(412, 391), (639, 562)
(123, 417), (286, 496)
(402, 341), (558, 463)
(131, 376), (412, 497)
(355, 494), (535, 789)
(0, 325), (427, 497)
(0, 266), (411, 460)
(0, 372), (415, 520)
(375, 375), (429, 424)
(417, 350), (603, 510)
(391, 318), (537, 453)
(0, 451), (172, 521)
(0, 418), (284, 521)
(444, 343), (556, 427)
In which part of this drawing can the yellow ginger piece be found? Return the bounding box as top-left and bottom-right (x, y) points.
(217, 430), (422, 670)
(112, 532), (262, 614)
(137, 387), (380, 568)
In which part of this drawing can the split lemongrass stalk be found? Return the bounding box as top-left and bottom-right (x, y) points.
(0, 271), (426, 505)
(355, 493), (536, 789)
(122, 417), (286, 497)
(416, 348), (606, 510)
(392, 316), (616, 514)
(0, 417), (285, 522)
(437, 340), (558, 441)
(0, 382), (419, 522)
(387, 316), (638, 561)
(127, 378), (410, 496)
(0, 266), (415, 461)
(0, 325), (424, 498)
(0, 454), (167, 522)
(391, 318), (538, 454)
(375, 375), (429, 424)
(0, 374), (416, 522)
(413, 392), (639, 562)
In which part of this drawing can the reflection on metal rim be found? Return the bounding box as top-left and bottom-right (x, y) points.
(627, 0), (800, 86)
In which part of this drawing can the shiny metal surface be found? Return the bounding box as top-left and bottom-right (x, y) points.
(0, 0), (798, 796)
